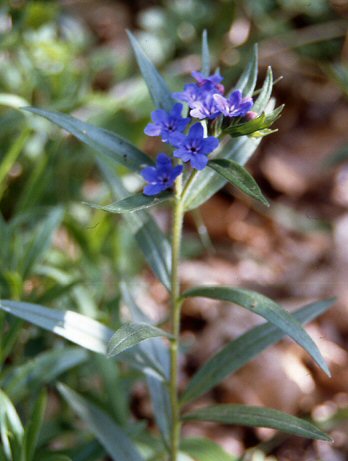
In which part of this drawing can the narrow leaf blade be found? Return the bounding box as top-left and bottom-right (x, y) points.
(86, 192), (172, 214)
(234, 45), (258, 97)
(181, 298), (335, 404)
(2, 347), (88, 402)
(0, 300), (113, 354)
(182, 404), (331, 441)
(181, 287), (330, 376)
(183, 136), (261, 211)
(24, 391), (47, 461)
(58, 384), (144, 461)
(127, 31), (175, 111)
(201, 30), (211, 76)
(208, 159), (269, 206)
(24, 108), (153, 171)
(107, 322), (171, 357)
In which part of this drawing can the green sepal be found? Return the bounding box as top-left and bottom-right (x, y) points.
(223, 105), (284, 138)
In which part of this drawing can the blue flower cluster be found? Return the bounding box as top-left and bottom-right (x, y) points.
(141, 70), (254, 195)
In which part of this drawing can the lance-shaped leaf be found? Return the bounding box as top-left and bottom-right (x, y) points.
(58, 384), (144, 461)
(252, 66), (273, 113)
(233, 44), (258, 97)
(201, 30), (211, 76)
(85, 192), (172, 214)
(182, 405), (331, 441)
(0, 389), (23, 460)
(181, 438), (237, 461)
(0, 300), (113, 354)
(107, 323), (171, 357)
(224, 105), (284, 138)
(183, 136), (261, 211)
(2, 347), (88, 402)
(22, 391), (47, 461)
(127, 31), (175, 111)
(208, 159), (269, 206)
(21, 208), (64, 279)
(24, 108), (153, 171)
(181, 287), (330, 376)
(0, 300), (167, 381)
(98, 158), (171, 289)
(181, 298), (335, 405)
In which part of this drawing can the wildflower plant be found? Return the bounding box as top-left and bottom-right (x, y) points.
(0, 31), (335, 461)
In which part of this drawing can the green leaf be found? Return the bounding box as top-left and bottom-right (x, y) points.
(0, 300), (113, 354)
(208, 159), (269, 206)
(127, 31), (174, 111)
(21, 208), (64, 279)
(201, 30), (211, 76)
(86, 192), (172, 214)
(24, 107), (153, 171)
(58, 384), (144, 461)
(234, 44), (258, 97)
(107, 322), (171, 357)
(98, 158), (171, 289)
(252, 66), (273, 113)
(23, 391), (47, 461)
(224, 105), (284, 138)
(181, 437), (237, 461)
(2, 347), (88, 402)
(181, 298), (335, 405)
(182, 405), (331, 441)
(183, 136), (261, 211)
(0, 300), (165, 381)
(181, 287), (330, 377)
(0, 389), (23, 460)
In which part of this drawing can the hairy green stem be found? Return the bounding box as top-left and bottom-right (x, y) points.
(169, 174), (184, 461)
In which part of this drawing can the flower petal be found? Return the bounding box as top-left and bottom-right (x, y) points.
(190, 154), (208, 170)
(189, 123), (204, 139)
(144, 123), (161, 136)
(200, 136), (219, 155)
(141, 166), (158, 182)
(144, 183), (166, 196)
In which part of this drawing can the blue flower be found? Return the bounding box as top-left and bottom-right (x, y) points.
(172, 83), (203, 107)
(172, 71), (224, 121)
(191, 70), (224, 94)
(189, 94), (220, 120)
(141, 153), (183, 196)
(172, 123), (219, 170)
(144, 103), (190, 143)
(213, 90), (253, 118)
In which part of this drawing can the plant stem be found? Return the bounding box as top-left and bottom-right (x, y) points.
(169, 174), (184, 461)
